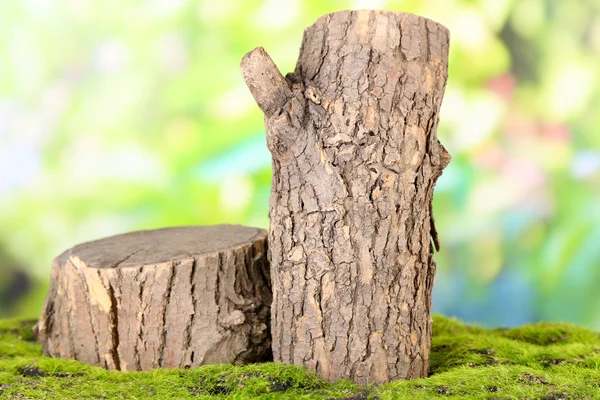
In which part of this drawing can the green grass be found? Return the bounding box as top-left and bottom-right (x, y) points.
(1, 316), (600, 399)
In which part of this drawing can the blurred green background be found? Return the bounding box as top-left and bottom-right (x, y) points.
(1, 0), (599, 328)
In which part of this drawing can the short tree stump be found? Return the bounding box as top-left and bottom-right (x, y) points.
(36, 225), (271, 371)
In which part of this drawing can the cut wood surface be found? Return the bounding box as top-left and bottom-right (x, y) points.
(36, 225), (271, 371)
(242, 10), (450, 384)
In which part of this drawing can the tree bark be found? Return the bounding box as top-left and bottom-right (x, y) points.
(241, 10), (450, 384)
(35, 225), (271, 371)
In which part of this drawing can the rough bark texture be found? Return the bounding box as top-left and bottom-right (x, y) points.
(241, 10), (450, 384)
(36, 225), (271, 371)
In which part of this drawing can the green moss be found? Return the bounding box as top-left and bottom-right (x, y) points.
(1, 316), (599, 399)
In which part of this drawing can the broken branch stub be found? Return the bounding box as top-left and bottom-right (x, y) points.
(240, 47), (292, 117)
(241, 10), (450, 384)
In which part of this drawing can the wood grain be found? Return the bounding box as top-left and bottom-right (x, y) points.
(36, 225), (272, 371)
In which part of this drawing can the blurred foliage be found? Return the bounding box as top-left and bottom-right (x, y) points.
(0, 0), (599, 326)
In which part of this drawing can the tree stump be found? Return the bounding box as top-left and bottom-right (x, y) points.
(241, 10), (450, 384)
(35, 225), (271, 371)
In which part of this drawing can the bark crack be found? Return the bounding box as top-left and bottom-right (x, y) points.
(79, 268), (101, 365)
(134, 266), (145, 371)
(106, 272), (121, 371)
(215, 253), (223, 316)
(108, 247), (149, 269)
(157, 263), (176, 367)
(64, 277), (76, 360)
(182, 258), (197, 368)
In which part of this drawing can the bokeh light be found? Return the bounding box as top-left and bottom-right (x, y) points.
(1, 0), (599, 329)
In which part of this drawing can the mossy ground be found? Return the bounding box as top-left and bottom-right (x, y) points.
(1, 316), (600, 399)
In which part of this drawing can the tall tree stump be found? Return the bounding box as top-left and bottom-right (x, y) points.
(241, 10), (450, 383)
(36, 225), (271, 371)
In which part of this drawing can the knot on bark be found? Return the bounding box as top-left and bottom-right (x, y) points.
(264, 88), (307, 160)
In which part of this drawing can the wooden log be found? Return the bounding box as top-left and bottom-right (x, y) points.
(35, 225), (271, 371)
(241, 10), (450, 384)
